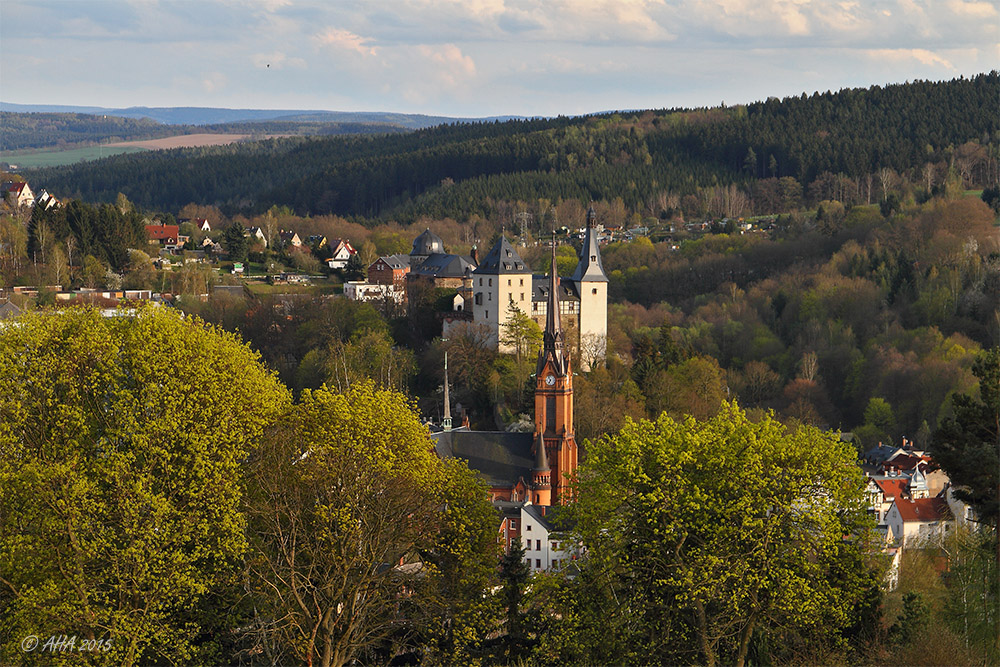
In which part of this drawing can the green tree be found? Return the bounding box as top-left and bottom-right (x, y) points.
(0, 306), (291, 666)
(931, 347), (1000, 564)
(500, 298), (543, 368)
(571, 403), (878, 667)
(243, 382), (486, 667)
(223, 221), (249, 263)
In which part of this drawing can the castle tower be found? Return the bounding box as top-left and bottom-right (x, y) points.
(570, 206), (608, 370)
(534, 238), (577, 503)
(471, 235), (532, 349)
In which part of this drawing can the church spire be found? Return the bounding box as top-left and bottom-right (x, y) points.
(538, 236), (567, 375)
(442, 350), (452, 430)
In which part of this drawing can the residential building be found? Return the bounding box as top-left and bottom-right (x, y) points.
(326, 238), (357, 270)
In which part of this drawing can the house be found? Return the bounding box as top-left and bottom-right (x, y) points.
(519, 504), (577, 573)
(884, 496), (952, 546)
(196, 218), (212, 232)
(307, 234), (328, 248)
(36, 190), (59, 210)
(0, 301), (22, 320)
(247, 226), (268, 247)
(278, 230), (302, 247)
(1, 181), (35, 208)
(343, 281), (405, 304)
(326, 238), (357, 270)
(145, 224), (180, 246)
(368, 254), (410, 288)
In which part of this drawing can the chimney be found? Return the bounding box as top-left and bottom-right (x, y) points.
(470, 245), (479, 265)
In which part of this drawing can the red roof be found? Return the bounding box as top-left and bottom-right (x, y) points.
(874, 478), (908, 499)
(882, 453), (930, 472)
(146, 224), (179, 242)
(894, 497), (950, 523)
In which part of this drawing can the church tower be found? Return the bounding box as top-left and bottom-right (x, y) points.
(533, 239), (578, 503)
(571, 206), (608, 370)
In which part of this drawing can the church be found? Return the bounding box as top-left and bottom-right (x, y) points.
(431, 239), (578, 506)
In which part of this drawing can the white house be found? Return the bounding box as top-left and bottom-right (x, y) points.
(520, 504), (577, 573)
(326, 238), (357, 270)
(884, 496), (952, 547)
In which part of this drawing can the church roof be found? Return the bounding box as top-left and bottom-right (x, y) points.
(410, 253), (476, 278)
(431, 430), (534, 488)
(411, 228), (446, 256)
(473, 236), (530, 275)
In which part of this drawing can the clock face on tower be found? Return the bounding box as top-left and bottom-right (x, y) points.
(545, 374), (555, 386)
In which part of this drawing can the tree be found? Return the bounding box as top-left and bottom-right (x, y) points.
(571, 404), (878, 667)
(223, 221), (249, 263)
(243, 382), (488, 667)
(932, 347), (1000, 564)
(500, 299), (542, 368)
(0, 306), (291, 665)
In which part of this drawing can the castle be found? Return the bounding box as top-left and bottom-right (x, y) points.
(432, 239), (578, 506)
(434, 206), (608, 366)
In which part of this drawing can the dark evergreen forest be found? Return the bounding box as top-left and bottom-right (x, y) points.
(26, 73), (999, 221)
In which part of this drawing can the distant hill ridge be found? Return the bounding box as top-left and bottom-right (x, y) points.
(0, 102), (524, 127)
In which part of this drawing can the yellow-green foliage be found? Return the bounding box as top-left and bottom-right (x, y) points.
(572, 403), (877, 666)
(0, 306), (290, 666)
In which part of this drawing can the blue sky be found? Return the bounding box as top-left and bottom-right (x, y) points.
(1, 0), (996, 117)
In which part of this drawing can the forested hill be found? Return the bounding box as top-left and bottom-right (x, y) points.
(28, 72), (999, 221)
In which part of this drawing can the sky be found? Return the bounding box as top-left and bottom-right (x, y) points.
(1, 0), (996, 118)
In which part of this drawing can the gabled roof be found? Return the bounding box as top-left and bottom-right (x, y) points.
(0, 301), (21, 320)
(431, 430), (534, 488)
(893, 497), (950, 523)
(473, 236), (530, 275)
(522, 503), (555, 532)
(411, 253), (475, 278)
(371, 254), (410, 270)
(532, 276), (580, 303)
(873, 478), (908, 500)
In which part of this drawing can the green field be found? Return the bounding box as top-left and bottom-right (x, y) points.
(1, 145), (147, 168)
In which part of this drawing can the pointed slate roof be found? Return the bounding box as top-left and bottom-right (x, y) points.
(570, 206), (608, 283)
(533, 431), (549, 472)
(473, 236), (530, 275)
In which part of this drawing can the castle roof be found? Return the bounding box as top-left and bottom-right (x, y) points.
(473, 236), (529, 275)
(532, 275), (580, 303)
(411, 228), (445, 257)
(570, 207), (608, 283)
(410, 253), (475, 278)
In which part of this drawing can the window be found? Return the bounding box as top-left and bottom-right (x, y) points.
(520, 292), (524, 301)
(552, 559), (559, 569)
(535, 559), (541, 568)
(525, 541), (531, 551)
(591, 255), (597, 261)
(474, 293), (482, 305)
(535, 539), (541, 550)
(488, 279), (492, 286)
(552, 541), (559, 550)
(508, 279), (511, 286)
(520, 279), (524, 286)
(592, 288), (598, 294)
(488, 292), (492, 301)
(479, 278), (482, 286)
(526, 525), (532, 531)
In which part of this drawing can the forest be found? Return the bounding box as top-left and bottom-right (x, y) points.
(22, 72), (999, 221)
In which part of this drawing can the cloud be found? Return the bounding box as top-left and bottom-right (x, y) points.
(316, 28), (378, 56)
(865, 48), (956, 70)
(201, 72), (228, 93)
(946, 0), (997, 18)
(416, 43), (477, 82)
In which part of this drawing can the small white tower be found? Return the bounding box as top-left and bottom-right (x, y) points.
(570, 206), (608, 369)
